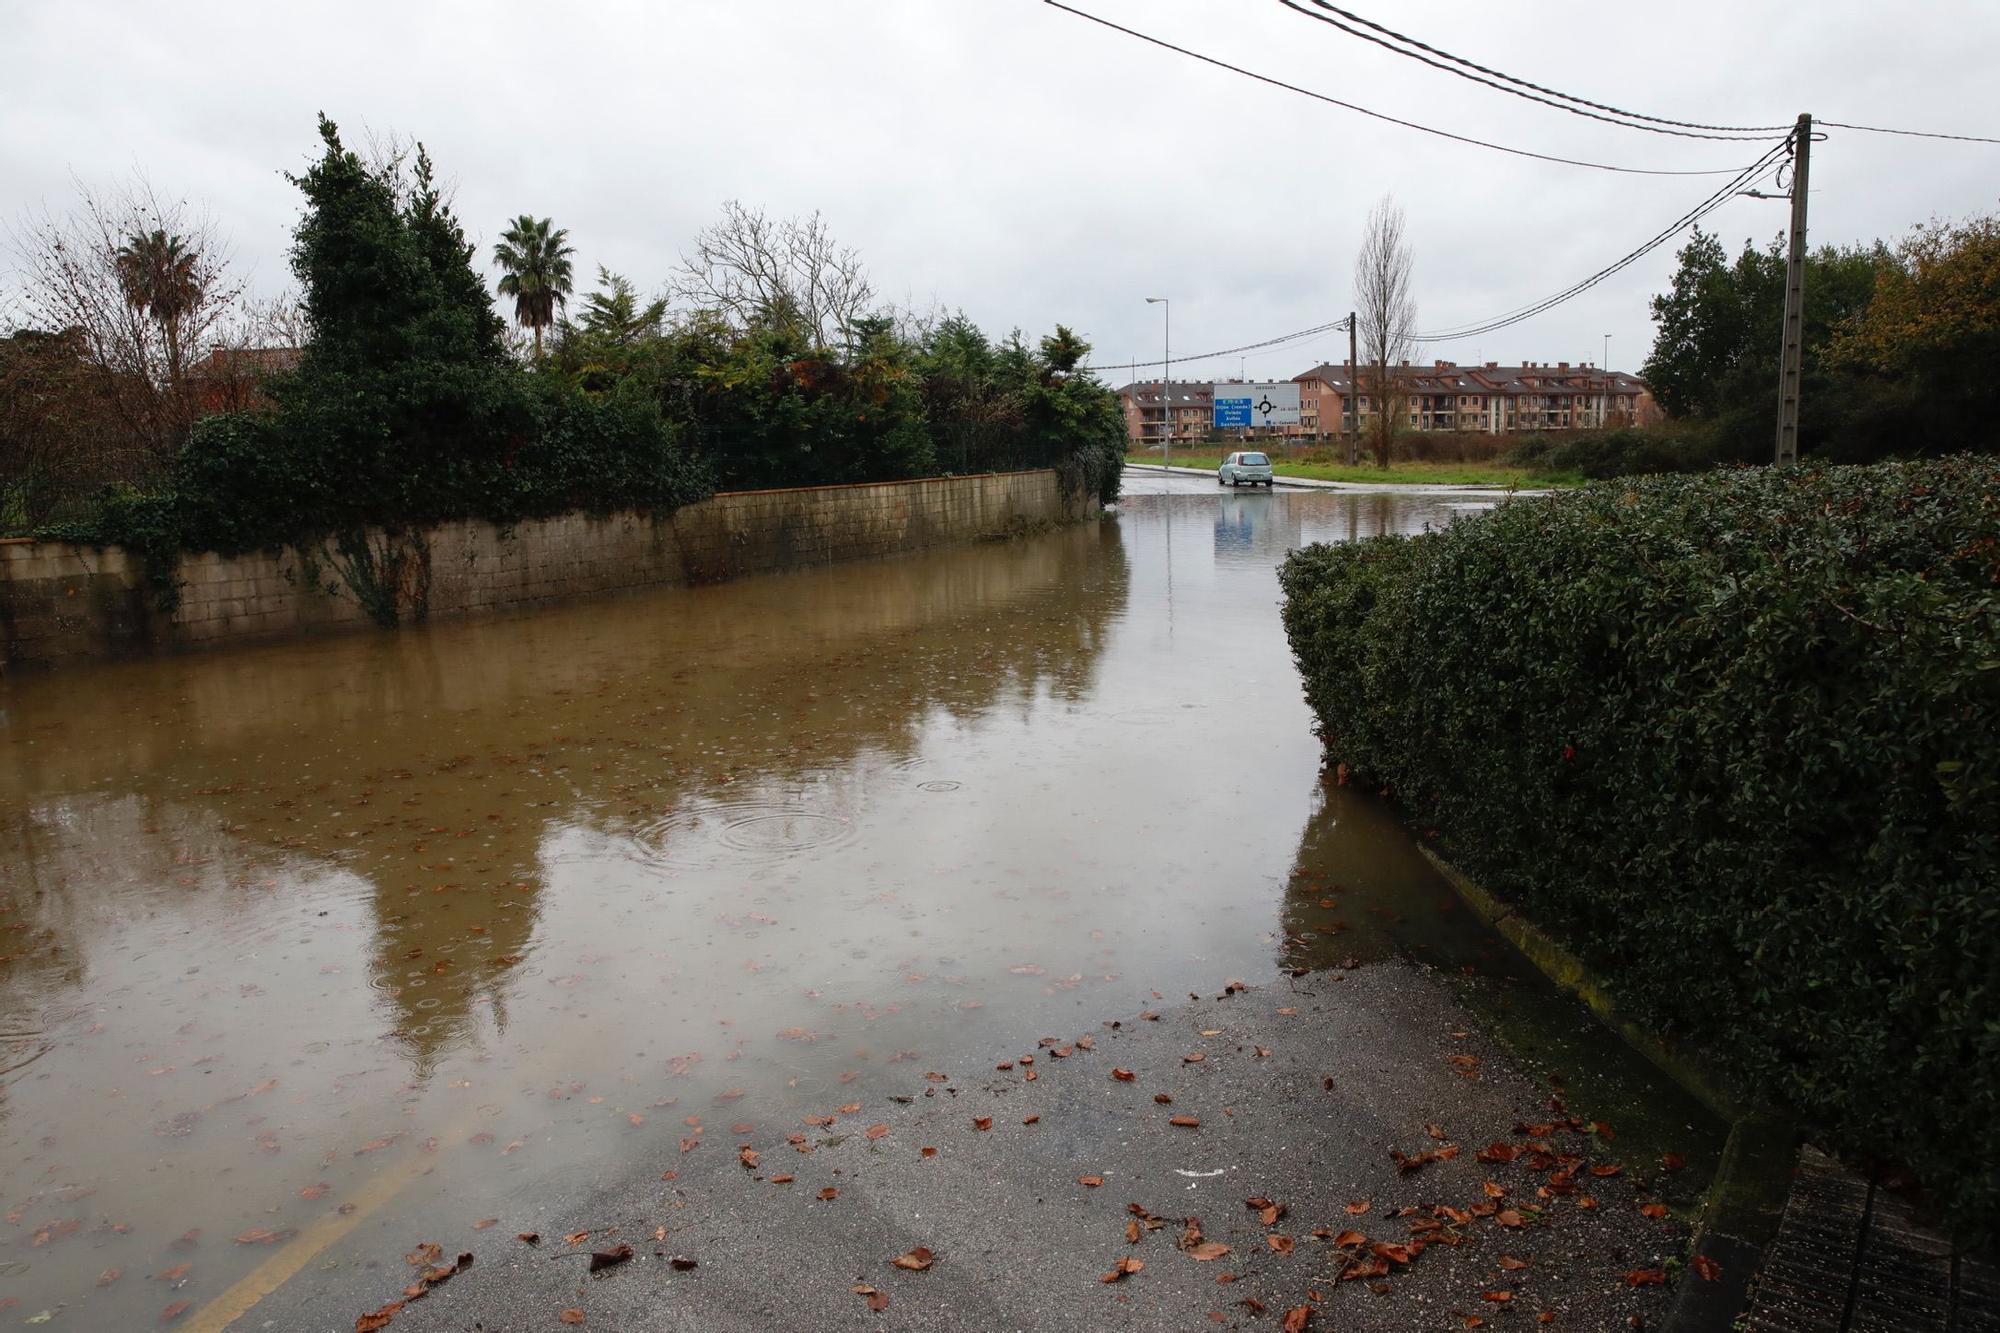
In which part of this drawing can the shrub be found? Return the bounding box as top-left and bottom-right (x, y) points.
(1279, 457), (2000, 1237)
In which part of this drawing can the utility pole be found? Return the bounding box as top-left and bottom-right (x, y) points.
(1774, 113), (1812, 466)
(1147, 297), (1170, 471)
(1345, 312), (1360, 467)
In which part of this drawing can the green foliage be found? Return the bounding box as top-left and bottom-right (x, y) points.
(1503, 422), (1754, 479)
(1279, 459), (2000, 1238)
(1642, 221), (1998, 465)
(492, 214), (575, 355)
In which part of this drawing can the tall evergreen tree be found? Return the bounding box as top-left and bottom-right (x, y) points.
(492, 216), (575, 358)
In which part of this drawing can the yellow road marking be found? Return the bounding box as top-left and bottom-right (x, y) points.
(184, 1150), (435, 1332)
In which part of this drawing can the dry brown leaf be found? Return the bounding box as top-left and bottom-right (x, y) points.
(1187, 1242), (1231, 1261)
(891, 1246), (935, 1271)
(1481, 1290), (1513, 1302)
(1694, 1254), (1723, 1282)
(1267, 1234), (1295, 1255)
(588, 1245), (633, 1273)
(559, 1309), (585, 1325)
(1112, 1068), (1137, 1082)
(1169, 1115), (1201, 1128)
(1079, 1175), (1105, 1188)
(1624, 1268), (1667, 1286)
(1100, 1256), (1144, 1283)
(1640, 1202), (1669, 1220)
(1499, 1255), (1529, 1270)
(1344, 1199), (1371, 1215)
(972, 1116), (993, 1131)
(1282, 1306), (1311, 1332)
(818, 1188), (838, 1201)
(517, 1232), (540, 1245)
(865, 1124), (890, 1141)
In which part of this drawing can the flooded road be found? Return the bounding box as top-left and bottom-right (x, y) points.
(0, 472), (1718, 1327)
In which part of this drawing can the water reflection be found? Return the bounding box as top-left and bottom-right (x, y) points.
(0, 479), (1581, 1325)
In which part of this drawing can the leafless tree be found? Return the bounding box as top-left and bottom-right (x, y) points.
(1353, 195), (1416, 468)
(8, 177), (247, 462)
(673, 200), (875, 350)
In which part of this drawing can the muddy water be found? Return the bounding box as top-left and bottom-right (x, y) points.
(0, 473), (1717, 1326)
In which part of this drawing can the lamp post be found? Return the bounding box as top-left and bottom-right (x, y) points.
(1146, 297), (1170, 471)
(1602, 333), (1612, 426)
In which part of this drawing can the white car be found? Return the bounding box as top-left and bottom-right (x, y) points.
(1218, 451), (1275, 487)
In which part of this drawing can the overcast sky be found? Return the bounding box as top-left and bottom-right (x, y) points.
(5, 0), (1996, 383)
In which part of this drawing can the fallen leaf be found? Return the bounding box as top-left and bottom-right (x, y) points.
(669, 1257), (698, 1270)
(1127, 1219), (1143, 1244)
(1283, 1307), (1311, 1332)
(1112, 1068), (1137, 1082)
(1663, 1152), (1686, 1171)
(1260, 1203), (1285, 1226)
(1079, 1175), (1105, 1188)
(588, 1245), (634, 1273)
(1188, 1242), (1232, 1261)
(738, 1146), (759, 1169)
(818, 1188), (839, 1201)
(472, 1218), (498, 1231)
(1268, 1234), (1295, 1254)
(972, 1117), (993, 1131)
(1345, 1200), (1371, 1215)
(97, 1268), (122, 1287)
(564, 1232), (591, 1247)
(234, 1229), (294, 1246)
(891, 1247), (935, 1271)
(559, 1310), (585, 1326)
(1169, 1115), (1201, 1128)
(161, 1302), (191, 1323)
(1483, 1181), (1506, 1199)
(1499, 1255), (1529, 1270)
(626, 1113), (644, 1127)
(770, 1174), (795, 1184)
(1624, 1268), (1667, 1286)
(1154, 1093), (1173, 1104)
(1694, 1255), (1723, 1282)
(865, 1124), (890, 1141)
(1100, 1256), (1144, 1283)
(1640, 1202), (1669, 1220)
(1184, 1053), (1206, 1063)
(1334, 1230), (1368, 1248)
(517, 1232), (540, 1245)
(1495, 1210), (1525, 1228)
(1482, 1290), (1513, 1302)
(153, 1264), (192, 1282)
(355, 1308), (398, 1333)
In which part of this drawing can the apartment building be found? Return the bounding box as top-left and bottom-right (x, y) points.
(1115, 362), (1657, 444)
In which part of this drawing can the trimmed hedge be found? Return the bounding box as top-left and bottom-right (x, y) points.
(1279, 457), (2000, 1237)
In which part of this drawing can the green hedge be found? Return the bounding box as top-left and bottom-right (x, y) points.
(1279, 457), (2000, 1237)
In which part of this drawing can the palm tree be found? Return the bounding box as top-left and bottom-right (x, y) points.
(492, 216), (575, 359)
(114, 229), (202, 380)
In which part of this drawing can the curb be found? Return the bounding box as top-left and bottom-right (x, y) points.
(1414, 845), (1797, 1331)
(1119, 462), (1538, 495)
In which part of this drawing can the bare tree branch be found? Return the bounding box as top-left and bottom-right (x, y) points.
(672, 201), (876, 350)
(1354, 195), (1416, 468)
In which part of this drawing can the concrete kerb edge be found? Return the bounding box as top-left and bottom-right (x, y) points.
(1413, 843), (1797, 1331)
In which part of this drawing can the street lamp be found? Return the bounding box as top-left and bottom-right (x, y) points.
(1602, 333), (1612, 426)
(1146, 297), (1170, 471)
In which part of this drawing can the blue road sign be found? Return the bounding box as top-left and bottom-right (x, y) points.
(1213, 397), (1253, 428)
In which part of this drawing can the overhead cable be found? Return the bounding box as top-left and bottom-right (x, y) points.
(1081, 318), (1349, 375)
(1410, 139), (1793, 342)
(1041, 1), (1754, 176)
(1282, 0), (1788, 139)
(1817, 120), (2000, 145)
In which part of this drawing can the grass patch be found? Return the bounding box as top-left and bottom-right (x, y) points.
(1124, 449), (1579, 488)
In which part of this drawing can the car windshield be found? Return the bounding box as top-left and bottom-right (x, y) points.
(1241, 453), (1269, 466)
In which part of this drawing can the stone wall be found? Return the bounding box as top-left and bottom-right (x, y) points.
(0, 469), (1091, 670)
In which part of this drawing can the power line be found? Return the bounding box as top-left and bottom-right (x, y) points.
(1281, 1), (1788, 140)
(1082, 319), (1348, 375)
(1040, 1), (1753, 177)
(1411, 139), (1793, 343)
(1283, 3), (2000, 149)
(1818, 120), (2000, 145)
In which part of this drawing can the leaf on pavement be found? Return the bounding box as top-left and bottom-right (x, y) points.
(891, 1247), (935, 1271)
(1100, 1256), (1144, 1283)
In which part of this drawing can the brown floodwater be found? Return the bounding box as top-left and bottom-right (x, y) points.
(0, 473), (1717, 1326)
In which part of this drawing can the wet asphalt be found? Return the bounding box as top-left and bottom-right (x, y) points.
(267, 962), (1693, 1332)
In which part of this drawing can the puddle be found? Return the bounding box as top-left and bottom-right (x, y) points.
(0, 475), (1722, 1324)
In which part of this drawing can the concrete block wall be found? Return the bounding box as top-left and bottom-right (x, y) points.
(0, 469), (1092, 671)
